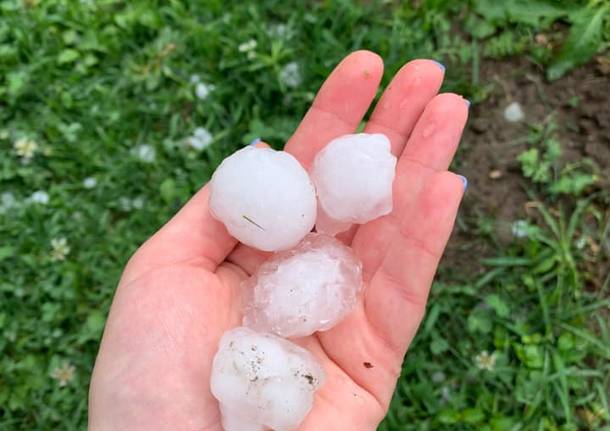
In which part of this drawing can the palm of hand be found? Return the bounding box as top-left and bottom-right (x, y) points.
(90, 51), (468, 431)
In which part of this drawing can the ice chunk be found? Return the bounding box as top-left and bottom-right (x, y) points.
(311, 133), (396, 235)
(210, 327), (325, 431)
(243, 233), (364, 337)
(504, 101), (524, 122)
(209, 146), (317, 251)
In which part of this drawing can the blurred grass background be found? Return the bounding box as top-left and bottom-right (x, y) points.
(0, 0), (608, 430)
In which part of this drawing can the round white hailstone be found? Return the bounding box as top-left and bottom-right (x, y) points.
(243, 233), (363, 338)
(134, 144), (156, 163)
(188, 127), (213, 150)
(195, 82), (214, 100)
(210, 327), (325, 431)
(511, 219), (530, 238)
(311, 133), (396, 234)
(29, 190), (50, 205)
(82, 177), (97, 189)
(504, 101), (525, 122)
(209, 146), (316, 251)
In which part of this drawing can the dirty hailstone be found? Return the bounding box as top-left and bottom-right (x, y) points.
(243, 233), (364, 338)
(209, 146), (316, 252)
(311, 133), (396, 235)
(210, 327), (325, 431)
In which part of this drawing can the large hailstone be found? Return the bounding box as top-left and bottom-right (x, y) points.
(209, 146), (317, 251)
(210, 327), (325, 431)
(243, 233), (364, 338)
(311, 133), (396, 235)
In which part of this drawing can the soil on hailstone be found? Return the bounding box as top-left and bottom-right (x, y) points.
(440, 56), (610, 283)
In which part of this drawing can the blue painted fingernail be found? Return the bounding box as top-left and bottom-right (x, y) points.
(458, 175), (468, 191)
(432, 60), (445, 72)
(249, 137), (261, 146)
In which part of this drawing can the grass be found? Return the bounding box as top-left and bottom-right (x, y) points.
(382, 200), (610, 430)
(1, 0), (608, 429)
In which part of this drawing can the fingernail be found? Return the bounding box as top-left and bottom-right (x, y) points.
(464, 98), (471, 108)
(249, 137), (261, 146)
(432, 60), (445, 72)
(458, 175), (468, 191)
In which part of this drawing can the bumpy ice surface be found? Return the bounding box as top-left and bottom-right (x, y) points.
(311, 133), (396, 235)
(243, 233), (364, 338)
(210, 327), (325, 431)
(209, 146), (316, 251)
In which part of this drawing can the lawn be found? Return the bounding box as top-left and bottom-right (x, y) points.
(1, 0), (608, 430)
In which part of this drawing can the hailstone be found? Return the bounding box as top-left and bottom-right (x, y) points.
(209, 146), (317, 251)
(210, 327), (325, 431)
(243, 233), (364, 338)
(311, 133), (396, 235)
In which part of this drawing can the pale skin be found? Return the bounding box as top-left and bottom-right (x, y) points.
(89, 50), (469, 430)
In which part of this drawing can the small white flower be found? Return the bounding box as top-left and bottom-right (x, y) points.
(280, 62), (302, 88)
(83, 177), (97, 189)
(432, 371), (446, 383)
(268, 23), (288, 39)
(14, 137), (38, 160)
(119, 197), (132, 211)
(238, 39), (257, 53)
(29, 190), (49, 205)
(1, 192), (16, 211)
(195, 82), (214, 100)
(511, 219), (530, 238)
(189, 74), (201, 84)
(504, 102), (524, 122)
(475, 350), (497, 371)
(51, 362), (76, 387)
(188, 127), (213, 150)
(193, 127), (212, 141)
(134, 144), (156, 163)
(119, 196), (144, 211)
(131, 196), (144, 209)
(50, 237), (70, 261)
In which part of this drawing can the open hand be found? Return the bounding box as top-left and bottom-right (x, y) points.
(89, 50), (469, 431)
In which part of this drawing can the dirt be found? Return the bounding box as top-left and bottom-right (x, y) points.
(441, 57), (610, 279)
